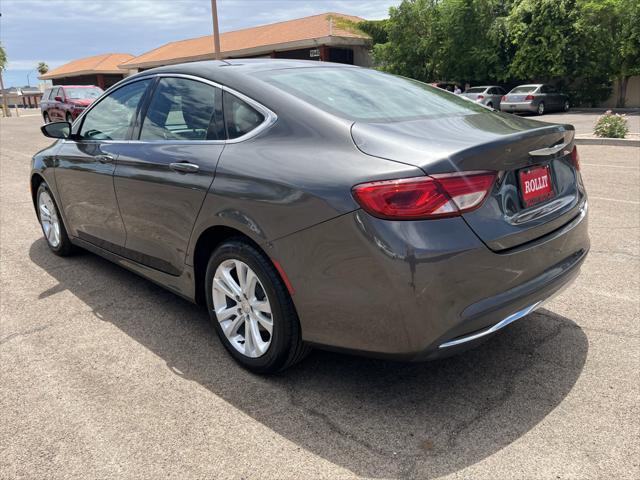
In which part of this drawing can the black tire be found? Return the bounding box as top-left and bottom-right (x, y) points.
(536, 102), (545, 115)
(43, 112), (50, 123)
(65, 112), (73, 123)
(36, 182), (75, 256)
(487, 102), (493, 109)
(563, 100), (570, 112)
(205, 238), (310, 373)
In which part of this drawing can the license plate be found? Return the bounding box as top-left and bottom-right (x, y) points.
(519, 165), (554, 207)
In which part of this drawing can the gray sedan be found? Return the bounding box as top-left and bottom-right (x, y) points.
(32, 60), (588, 373)
(461, 85), (506, 109)
(501, 84), (570, 115)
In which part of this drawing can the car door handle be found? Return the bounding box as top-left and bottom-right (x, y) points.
(170, 162), (199, 173)
(95, 154), (114, 164)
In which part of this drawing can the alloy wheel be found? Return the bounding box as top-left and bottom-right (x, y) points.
(211, 259), (273, 358)
(537, 103), (545, 115)
(38, 190), (61, 248)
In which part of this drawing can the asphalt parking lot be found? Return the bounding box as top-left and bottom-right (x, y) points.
(1, 114), (639, 479)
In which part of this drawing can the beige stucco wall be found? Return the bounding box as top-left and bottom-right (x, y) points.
(600, 75), (640, 108)
(352, 46), (373, 68)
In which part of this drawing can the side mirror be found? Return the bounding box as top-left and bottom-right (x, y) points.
(54, 96), (63, 102)
(41, 121), (71, 139)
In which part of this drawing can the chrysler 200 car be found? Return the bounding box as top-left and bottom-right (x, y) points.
(32, 60), (589, 373)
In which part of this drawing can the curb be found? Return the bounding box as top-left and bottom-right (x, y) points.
(575, 137), (640, 147)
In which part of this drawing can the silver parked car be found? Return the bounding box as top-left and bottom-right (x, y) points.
(461, 86), (506, 109)
(501, 84), (570, 115)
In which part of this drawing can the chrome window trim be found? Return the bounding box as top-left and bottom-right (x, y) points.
(65, 72), (277, 145)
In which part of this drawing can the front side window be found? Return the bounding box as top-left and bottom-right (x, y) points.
(79, 80), (150, 141)
(260, 67), (488, 122)
(223, 91), (265, 139)
(140, 77), (220, 141)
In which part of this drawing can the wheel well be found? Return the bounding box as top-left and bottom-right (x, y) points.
(192, 226), (265, 305)
(30, 174), (44, 207)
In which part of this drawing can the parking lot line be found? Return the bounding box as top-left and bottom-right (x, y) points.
(589, 196), (640, 205)
(581, 163), (639, 169)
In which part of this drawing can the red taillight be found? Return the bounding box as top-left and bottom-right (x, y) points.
(525, 94), (535, 101)
(570, 145), (580, 171)
(352, 172), (496, 220)
(501, 95), (507, 101)
(477, 95), (484, 100)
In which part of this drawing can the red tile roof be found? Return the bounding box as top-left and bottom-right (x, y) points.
(40, 53), (133, 79)
(121, 12), (368, 69)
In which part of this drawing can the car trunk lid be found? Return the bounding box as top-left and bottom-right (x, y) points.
(351, 112), (586, 251)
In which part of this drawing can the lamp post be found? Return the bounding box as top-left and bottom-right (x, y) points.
(211, 0), (221, 60)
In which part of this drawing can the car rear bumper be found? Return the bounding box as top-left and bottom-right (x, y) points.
(270, 201), (589, 360)
(500, 102), (538, 113)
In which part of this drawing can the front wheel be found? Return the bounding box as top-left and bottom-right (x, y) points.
(536, 102), (545, 115)
(36, 182), (75, 256)
(205, 238), (310, 373)
(65, 112), (73, 124)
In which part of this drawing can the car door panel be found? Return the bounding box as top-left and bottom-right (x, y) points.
(55, 141), (128, 246)
(55, 79), (152, 251)
(112, 75), (224, 275)
(113, 144), (221, 275)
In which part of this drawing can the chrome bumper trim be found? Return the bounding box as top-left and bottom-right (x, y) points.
(438, 301), (543, 349)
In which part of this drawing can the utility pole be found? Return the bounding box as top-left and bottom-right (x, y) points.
(211, 0), (221, 60)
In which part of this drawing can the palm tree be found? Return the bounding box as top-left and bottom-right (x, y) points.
(37, 62), (49, 76)
(0, 44), (10, 117)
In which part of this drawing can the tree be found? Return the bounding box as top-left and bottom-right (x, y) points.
(367, 0), (514, 85)
(614, 0), (640, 106)
(372, 0), (445, 81)
(0, 43), (10, 117)
(37, 62), (49, 76)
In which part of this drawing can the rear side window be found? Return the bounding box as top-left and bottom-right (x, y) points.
(260, 67), (487, 122)
(510, 86), (538, 94)
(465, 87), (486, 93)
(223, 91), (265, 139)
(79, 80), (150, 141)
(140, 77), (221, 141)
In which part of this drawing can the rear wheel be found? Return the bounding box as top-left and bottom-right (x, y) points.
(65, 112), (73, 123)
(205, 238), (309, 373)
(36, 182), (75, 256)
(486, 102), (493, 109)
(536, 102), (545, 115)
(563, 100), (570, 112)
(43, 112), (50, 123)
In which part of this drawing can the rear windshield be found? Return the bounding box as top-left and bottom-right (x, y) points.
(465, 87), (486, 93)
(64, 87), (103, 100)
(259, 67), (487, 122)
(510, 86), (538, 94)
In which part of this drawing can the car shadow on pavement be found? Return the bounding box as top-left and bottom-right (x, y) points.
(29, 238), (588, 479)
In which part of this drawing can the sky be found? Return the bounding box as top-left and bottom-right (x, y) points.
(0, 0), (400, 88)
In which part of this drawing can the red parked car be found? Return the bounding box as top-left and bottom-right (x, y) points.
(41, 85), (103, 123)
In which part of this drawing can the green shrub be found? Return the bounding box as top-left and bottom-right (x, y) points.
(594, 111), (629, 138)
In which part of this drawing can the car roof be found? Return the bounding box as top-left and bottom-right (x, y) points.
(60, 85), (100, 88)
